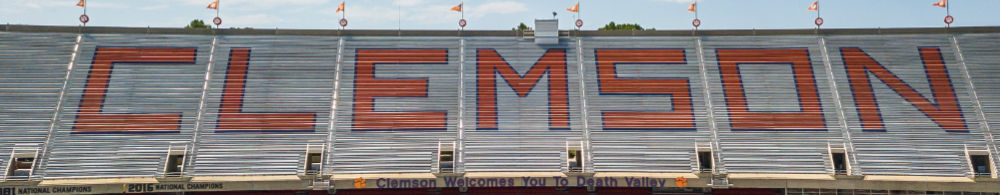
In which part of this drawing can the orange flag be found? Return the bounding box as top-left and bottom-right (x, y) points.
(75, 0), (85, 7)
(451, 3), (462, 12)
(933, 0), (947, 7)
(336, 1), (345, 13)
(687, 2), (696, 12)
(567, 3), (579, 12)
(207, 0), (219, 10)
(808, 1), (818, 11)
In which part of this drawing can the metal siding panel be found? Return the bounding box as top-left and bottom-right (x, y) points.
(333, 37), (460, 173)
(0, 32), (76, 180)
(580, 37), (708, 172)
(1, 32), (996, 179)
(43, 34), (213, 178)
(193, 35), (336, 176)
(959, 34), (1000, 124)
(701, 36), (842, 174)
(957, 33), (1000, 173)
(825, 34), (986, 176)
(461, 37), (583, 172)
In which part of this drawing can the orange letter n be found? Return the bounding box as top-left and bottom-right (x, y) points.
(841, 47), (966, 132)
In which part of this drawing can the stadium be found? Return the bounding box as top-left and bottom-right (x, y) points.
(3, 19), (1000, 195)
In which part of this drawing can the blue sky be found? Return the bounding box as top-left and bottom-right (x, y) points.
(1, 0), (998, 30)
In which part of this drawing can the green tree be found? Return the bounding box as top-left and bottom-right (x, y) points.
(185, 19), (211, 29)
(512, 22), (531, 31)
(598, 21), (652, 31)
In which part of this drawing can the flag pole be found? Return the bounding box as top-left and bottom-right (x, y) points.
(342, 0), (346, 30)
(82, 0), (87, 28)
(397, 5), (401, 34)
(452, 1), (468, 32)
(694, 0), (699, 31)
(577, 0), (581, 30)
(461, 1), (465, 31)
(817, 0), (821, 30)
(76, 0), (90, 28)
(946, 0), (950, 28)
(216, 0), (221, 29)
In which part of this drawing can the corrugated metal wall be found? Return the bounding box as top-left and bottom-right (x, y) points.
(42, 34), (213, 178)
(461, 37), (584, 172)
(581, 37), (708, 173)
(332, 37), (460, 174)
(825, 35), (985, 176)
(1, 31), (998, 179)
(0, 33), (76, 181)
(701, 36), (843, 174)
(955, 33), (1000, 177)
(192, 35), (336, 176)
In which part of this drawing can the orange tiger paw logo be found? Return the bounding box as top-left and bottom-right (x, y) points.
(675, 176), (688, 187)
(353, 177), (367, 188)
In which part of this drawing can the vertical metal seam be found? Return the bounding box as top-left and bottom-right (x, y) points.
(819, 36), (860, 176)
(951, 34), (998, 177)
(325, 37), (345, 176)
(695, 37), (724, 173)
(185, 36), (218, 176)
(32, 34), (83, 181)
(575, 38), (593, 173)
(456, 38), (466, 173)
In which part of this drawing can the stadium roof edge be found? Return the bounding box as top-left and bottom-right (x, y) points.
(3, 24), (1000, 36)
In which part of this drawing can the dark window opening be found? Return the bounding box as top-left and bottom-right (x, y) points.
(306, 153), (322, 175)
(165, 154), (184, 177)
(439, 150), (454, 173)
(832, 152), (847, 175)
(568, 150), (582, 172)
(970, 154), (991, 177)
(698, 151), (712, 172)
(6, 157), (34, 179)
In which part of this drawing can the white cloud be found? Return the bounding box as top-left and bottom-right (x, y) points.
(176, 0), (330, 9)
(3, 0), (70, 9)
(11, 0), (133, 9)
(343, 0), (525, 27)
(86, 1), (129, 9)
(330, 0), (523, 28)
(0, 0), (77, 15)
(408, 5), (461, 25)
(392, 0), (427, 6)
(468, 1), (528, 18)
(660, 0), (698, 3)
(344, 5), (400, 24)
(137, 5), (170, 11)
(223, 14), (284, 26)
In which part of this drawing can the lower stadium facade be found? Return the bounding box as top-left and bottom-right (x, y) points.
(2, 24), (1000, 194)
